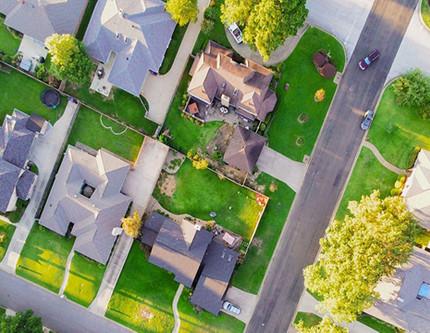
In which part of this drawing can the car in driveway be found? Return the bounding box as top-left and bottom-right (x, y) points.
(228, 23), (243, 44)
(358, 49), (380, 70)
(361, 110), (374, 130)
(223, 301), (241, 315)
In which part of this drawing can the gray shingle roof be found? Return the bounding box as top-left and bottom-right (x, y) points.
(140, 212), (166, 247)
(190, 241), (239, 315)
(39, 145), (132, 264)
(83, 0), (176, 96)
(0, 0), (88, 42)
(3, 130), (35, 169)
(0, 159), (20, 213)
(16, 169), (37, 200)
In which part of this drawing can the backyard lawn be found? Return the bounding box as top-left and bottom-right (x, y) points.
(368, 83), (430, 169)
(106, 242), (177, 333)
(268, 27), (346, 162)
(154, 160), (266, 242)
(0, 17), (20, 56)
(0, 219), (15, 261)
(336, 147), (398, 219)
(67, 106), (144, 162)
(422, 0), (430, 29)
(65, 84), (157, 135)
(159, 24), (188, 75)
(16, 224), (74, 293)
(0, 69), (67, 124)
(232, 173), (295, 293)
(76, 0), (97, 40)
(64, 253), (106, 307)
(178, 291), (245, 333)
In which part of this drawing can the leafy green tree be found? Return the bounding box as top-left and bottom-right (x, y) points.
(295, 317), (348, 333)
(121, 211), (142, 238)
(45, 34), (93, 84)
(166, 0), (198, 26)
(221, 0), (256, 26)
(0, 310), (43, 333)
(304, 191), (417, 322)
(393, 69), (430, 108)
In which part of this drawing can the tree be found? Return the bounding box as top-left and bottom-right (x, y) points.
(45, 34), (93, 84)
(221, 0), (256, 26)
(166, 0), (198, 26)
(121, 211), (142, 238)
(295, 317), (348, 333)
(0, 310), (43, 333)
(393, 69), (430, 108)
(304, 191), (417, 322)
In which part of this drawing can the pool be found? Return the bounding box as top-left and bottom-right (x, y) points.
(417, 282), (430, 300)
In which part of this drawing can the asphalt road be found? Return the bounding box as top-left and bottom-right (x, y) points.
(0, 270), (132, 333)
(246, 0), (418, 332)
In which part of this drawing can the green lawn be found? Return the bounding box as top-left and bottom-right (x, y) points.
(4, 199), (28, 223)
(422, 0), (430, 29)
(336, 147), (398, 219)
(16, 224), (74, 293)
(106, 242), (177, 333)
(64, 253), (106, 307)
(368, 83), (430, 169)
(0, 17), (20, 56)
(0, 69), (67, 124)
(159, 24), (188, 75)
(76, 0), (97, 40)
(0, 219), (15, 261)
(232, 173), (295, 293)
(163, 59), (222, 154)
(178, 291), (245, 333)
(65, 84), (157, 135)
(358, 313), (403, 333)
(154, 160), (265, 242)
(68, 106), (144, 162)
(268, 27), (346, 162)
(293, 312), (322, 329)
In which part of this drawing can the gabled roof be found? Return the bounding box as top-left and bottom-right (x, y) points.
(16, 169), (37, 200)
(83, 0), (175, 96)
(403, 149), (430, 229)
(0, 0), (88, 42)
(39, 145), (132, 264)
(223, 126), (266, 173)
(190, 241), (239, 315)
(0, 159), (20, 213)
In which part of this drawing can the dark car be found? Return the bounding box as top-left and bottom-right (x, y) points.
(361, 110), (374, 130)
(358, 49), (380, 70)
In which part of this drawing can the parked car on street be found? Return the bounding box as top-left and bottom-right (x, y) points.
(361, 110), (374, 130)
(223, 301), (241, 315)
(228, 23), (243, 44)
(358, 49), (380, 70)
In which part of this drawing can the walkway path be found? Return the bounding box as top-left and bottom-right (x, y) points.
(363, 141), (407, 175)
(1, 100), (79, 272)
(256, 146), (307, 192)
(172, 284), (184, 333)
(59, 251), (75, 295)
(142, 0), (210, 125)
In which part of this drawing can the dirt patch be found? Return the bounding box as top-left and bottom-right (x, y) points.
(251, 237), (263, 249)
(139, 307), (154, 320)
(158, 173), (176, 197)
(269, 182), (278, 193)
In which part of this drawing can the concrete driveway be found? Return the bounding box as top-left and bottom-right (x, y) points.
(256, 146), (306, 192)
(222, 287), (258, 324)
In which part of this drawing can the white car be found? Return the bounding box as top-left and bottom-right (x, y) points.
(223, 301), (241, 315)
(228, 23), (243, 44)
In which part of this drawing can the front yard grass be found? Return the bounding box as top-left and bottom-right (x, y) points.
(293, 312), (322, 328)
(64, 253), (106, 307)
(336, 147), (398, 219)
(422, 0), (430, 29)
(154, 160), (265, 242)
(268, 27), (346, 162)
(358, 313), (403, 333)
(0, 68), (67, 124)
(232, 173), (295, 293)
(178, 291), (245, 333)
(159, 24), (188, 75)
(0, 17), (20, 56)
(106, 242), (177, 333)
(16, 224), (74, 293)
(67, 106), (144, 162)
(4, 199), (28, 223)
(0, 219), (15, 261)
(368, 83), (430, 169)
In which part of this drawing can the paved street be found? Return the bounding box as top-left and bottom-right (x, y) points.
(246, 0), (418, 332)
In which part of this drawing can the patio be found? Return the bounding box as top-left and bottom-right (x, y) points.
(17, 35), (47, 73)
(89, 52), (115, 97)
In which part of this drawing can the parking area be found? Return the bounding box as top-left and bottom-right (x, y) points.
(222, 287), (258, 324)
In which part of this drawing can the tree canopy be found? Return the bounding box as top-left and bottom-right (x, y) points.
(45, 34), (93, 84)
(166, 0), (198, 26)
(221, 0), (308, 61)
(295, 317), (348, 333)
(0, 310), (43, 333)
(121, 211), (142, 238)
(304, 191), (417, 322)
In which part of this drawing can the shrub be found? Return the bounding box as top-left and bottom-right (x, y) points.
(201, 18), (215, 35)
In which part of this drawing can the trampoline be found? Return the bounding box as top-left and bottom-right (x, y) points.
(41, 89), (60, 109)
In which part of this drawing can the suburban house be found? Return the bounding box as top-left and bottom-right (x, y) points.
(367, 248), (430, 332)
(403, 149), (430, 230)
(223, 126), (266, 173)
(186, 41), (277, 123)
(0, 110), (48, 213)
(0, 0), (88, 71)
(83, 0), (175, 97)
(39, 145), (132, 264)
